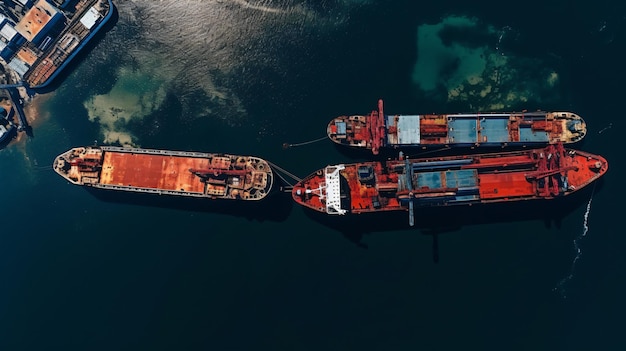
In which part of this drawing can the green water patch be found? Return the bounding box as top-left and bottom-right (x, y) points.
(83, 65), (167, 146)
(412, 15), (561, 111)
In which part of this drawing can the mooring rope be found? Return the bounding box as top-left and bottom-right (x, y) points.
(267, 160), (302, 184)
(273, 169), (294, 187)
(404, 146), (452, 158)
(282, 136), (327, 149)
(597, 122), (612, 135)
(32, 165), (53, 171)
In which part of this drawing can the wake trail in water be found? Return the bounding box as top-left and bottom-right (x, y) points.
(230, 0), (285, 13)
(554, 183), (596, 299)
(495, 26), (512, 55)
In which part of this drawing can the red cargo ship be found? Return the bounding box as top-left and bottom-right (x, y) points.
(327, 100), (587, 154)
(292, 144), (607, 226)
(54, 146), (273, 201)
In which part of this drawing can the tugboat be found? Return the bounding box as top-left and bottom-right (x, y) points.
(0, 106), (16, 145)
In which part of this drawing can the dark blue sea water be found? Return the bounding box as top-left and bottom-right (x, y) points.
(1, 0), (625, 350)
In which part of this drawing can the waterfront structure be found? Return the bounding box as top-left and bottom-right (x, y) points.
(14, 0), (64, 45)
(0, 0), (114, 88)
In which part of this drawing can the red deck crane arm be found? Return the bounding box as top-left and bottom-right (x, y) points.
(189, 168), (248, 177)
(369, 99), (385, 155)
(524, 165), (578, 180)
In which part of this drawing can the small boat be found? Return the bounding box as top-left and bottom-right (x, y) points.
(327, 100), (587, 154)
(0, 116), (16, 144)
(54, 146), (274, 201)
(292, 143), (607, 226)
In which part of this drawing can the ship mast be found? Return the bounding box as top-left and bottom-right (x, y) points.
(404, 156), (415, 227)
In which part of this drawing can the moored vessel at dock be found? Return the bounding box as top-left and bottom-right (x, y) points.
(328, 100), (587, 154)
(0, 105), (15, 144)
(0, 117), (16, 144)
(292, 144), (607, 226)
(23, 0), (116, 89)
(54, 146), (274, 201)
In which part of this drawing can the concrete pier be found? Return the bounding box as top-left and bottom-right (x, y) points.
(5, 87), (29, 132)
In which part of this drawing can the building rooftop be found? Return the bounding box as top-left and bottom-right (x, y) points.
(0, 23), (18, 42)
(80, 6), (101, 29)
(14, 0), (61, 42)
(8, 57), (29, 77)
(16, 46), (38, 65)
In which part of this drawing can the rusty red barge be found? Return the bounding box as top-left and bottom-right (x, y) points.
(292, 144), (607, 226)
(53, 146), (273, 200)
(327, 100), (587, 154)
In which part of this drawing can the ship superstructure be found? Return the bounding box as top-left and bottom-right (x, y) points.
(54, 146), (273, 200)
(292, 144), (607, 226)
(328, 100), (587, 154)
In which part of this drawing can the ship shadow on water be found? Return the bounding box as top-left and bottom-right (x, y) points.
(327, 143), (605, 254)
(303, 179), (604, 254)
(332, 141), (564, 168)
(85, 187), (293, 223)
(0, 132), (17, 149)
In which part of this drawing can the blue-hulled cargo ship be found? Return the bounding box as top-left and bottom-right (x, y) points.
(327, 100), (587, 154)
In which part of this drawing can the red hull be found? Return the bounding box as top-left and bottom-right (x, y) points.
(292, 144), (607, 224)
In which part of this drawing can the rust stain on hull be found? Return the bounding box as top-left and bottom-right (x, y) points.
(292, 143), (608, 225)
(327, 99), (587, 154)
(53, 146), (274, 201)
(100, 152), (209, 193)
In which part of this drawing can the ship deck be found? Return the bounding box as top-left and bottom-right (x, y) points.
(478, 172), (535, 199)
(100, 152), (209, 193)
(292, 145), (607, 217)
(327, 100), (586, 154)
